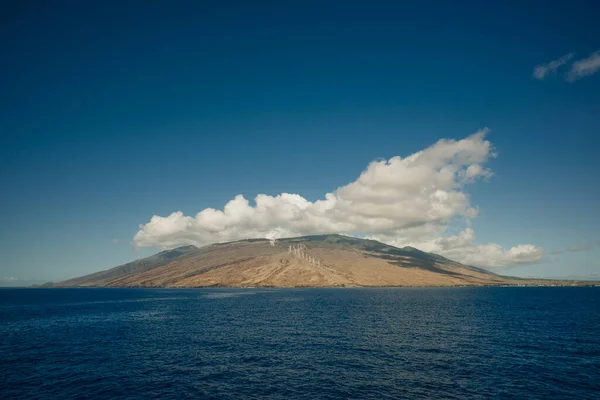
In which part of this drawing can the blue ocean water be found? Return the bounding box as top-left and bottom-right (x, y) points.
(1, 288), (599, 399)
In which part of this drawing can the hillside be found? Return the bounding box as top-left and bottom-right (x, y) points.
(54, 234), (584, 288)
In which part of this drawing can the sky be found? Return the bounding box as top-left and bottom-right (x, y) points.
(1, 0), (599, 284)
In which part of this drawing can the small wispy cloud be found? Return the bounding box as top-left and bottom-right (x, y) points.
(566, 50), (600, 82)
(567, 244), (592, 252)
(534, 50), (600, 82)
(533, 53), (575, 80)
(112, 238), (120, 244)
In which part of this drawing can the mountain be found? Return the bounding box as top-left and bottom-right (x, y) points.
(54, 234), (587, 288)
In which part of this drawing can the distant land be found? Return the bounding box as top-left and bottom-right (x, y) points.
(36, 235), (596, 288)
(0, 279), (47, 288)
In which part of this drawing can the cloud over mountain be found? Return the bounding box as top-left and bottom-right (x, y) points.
(379, 228), (543, 268)
(133, 129), (543, 269)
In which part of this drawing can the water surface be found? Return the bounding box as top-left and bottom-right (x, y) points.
(1, 287), (599, 399)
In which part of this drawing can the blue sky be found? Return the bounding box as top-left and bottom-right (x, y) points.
(1, 0), (599, 283)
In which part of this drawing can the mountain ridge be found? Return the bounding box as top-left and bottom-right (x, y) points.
(50, 234), (593, 288)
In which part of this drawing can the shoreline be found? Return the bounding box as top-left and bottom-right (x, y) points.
(19, 282), (600, 289)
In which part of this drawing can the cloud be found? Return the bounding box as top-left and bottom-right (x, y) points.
(533, 53), (575, 80)
(566, 50), (600, 82)
(112, 238), (120, 244)
(133, 129), (543, 269)
(567, 244), (592, 252)
(533, 50), (600, 82)
(372, 228), (543, 268)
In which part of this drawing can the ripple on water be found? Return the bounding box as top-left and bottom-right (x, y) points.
(1, 287), (599, 399)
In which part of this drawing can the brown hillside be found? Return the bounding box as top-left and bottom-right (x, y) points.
(55, 234), (587, 288)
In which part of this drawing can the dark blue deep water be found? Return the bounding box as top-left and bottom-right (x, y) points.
(1, 288), (599, 399)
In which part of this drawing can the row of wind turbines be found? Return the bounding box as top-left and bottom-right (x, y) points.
(288, 244), (321, 267)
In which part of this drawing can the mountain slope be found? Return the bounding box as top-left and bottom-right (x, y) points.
(58, 245), (201, 287)
(54, 234), (575, 288)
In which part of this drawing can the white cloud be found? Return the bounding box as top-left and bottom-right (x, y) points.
(377, 228), (543, 268)
(533, 53), (575, 80)
(112, 238), (120, 244)
(567, 244), (592, 252)
(133, 129), (543, 269)
(566, 51), (600, 82)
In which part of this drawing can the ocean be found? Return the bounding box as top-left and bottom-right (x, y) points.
(1, 287), (599, 399)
